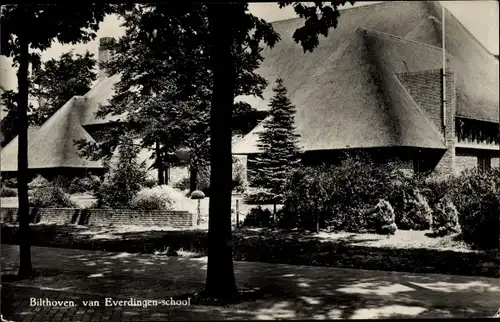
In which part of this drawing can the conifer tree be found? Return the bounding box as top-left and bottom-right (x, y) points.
(251, 78), (301, 196)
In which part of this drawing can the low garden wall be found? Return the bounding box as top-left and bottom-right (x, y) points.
(0, 207), (194, 228)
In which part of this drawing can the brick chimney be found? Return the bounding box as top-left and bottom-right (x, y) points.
(98, 37), (113, 81)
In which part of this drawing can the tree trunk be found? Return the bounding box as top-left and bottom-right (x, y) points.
(17, 34), (34, 278)
(156, 141), (165, 185)
(189, 166), (198, 193)
(204, 4), (238, 298)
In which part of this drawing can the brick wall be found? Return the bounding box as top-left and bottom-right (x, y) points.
(455, 150), (478, 173)
(0, 208), (193, 228)
(493, 157), (500, 168)
(398, 68), (457, 174)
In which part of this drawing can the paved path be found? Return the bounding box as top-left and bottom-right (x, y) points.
(1, 245), (499, 320)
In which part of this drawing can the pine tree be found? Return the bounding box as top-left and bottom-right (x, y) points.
(251, 78), (301, 196)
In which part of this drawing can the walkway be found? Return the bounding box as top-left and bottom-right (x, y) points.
(1, 245), (499, 320)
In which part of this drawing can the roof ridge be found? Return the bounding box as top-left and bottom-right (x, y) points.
(436, 1), (497, 57)
(361, 27), (454, 58)
(270, 1), (385, 25)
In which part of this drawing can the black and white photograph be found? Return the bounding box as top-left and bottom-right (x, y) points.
(0, 1), (499, 320)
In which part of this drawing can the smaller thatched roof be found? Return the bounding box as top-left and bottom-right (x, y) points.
(0, 97), (102, 172)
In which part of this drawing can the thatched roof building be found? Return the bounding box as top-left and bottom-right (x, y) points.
(233, 1), (499, 175)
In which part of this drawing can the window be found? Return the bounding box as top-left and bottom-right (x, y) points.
(478, 156), (491, 173)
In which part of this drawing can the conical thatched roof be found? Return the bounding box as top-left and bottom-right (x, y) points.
(0, 72), (126, 171)
(234, 1), (499, 154)
(0, 97), (102, 171)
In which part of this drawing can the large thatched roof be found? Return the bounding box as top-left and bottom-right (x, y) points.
(234, 1), (499, 154)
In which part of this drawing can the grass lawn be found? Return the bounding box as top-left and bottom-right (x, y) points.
(1, 224), (498, 278)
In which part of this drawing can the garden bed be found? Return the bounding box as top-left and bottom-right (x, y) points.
(1, 224), (498, 278)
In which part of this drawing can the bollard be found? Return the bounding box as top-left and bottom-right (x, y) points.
(236, 199), (240, 228)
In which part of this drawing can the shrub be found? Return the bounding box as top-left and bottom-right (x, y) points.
(232, 157), (247, 193)
(396, 190), (433, 230)
(52, 175), (73, 190)
(130, 194), (173, 210)
(281, 155), (401, 232)
(143, 177), (157, 189)
(69, 177), (95, 194)
(244, 187), (282, 205)
(432, 198), (461, 237)
(28, 175), (50, 190)
(371, 199), (397, 235)
(129, 187), (175, 210)
(29, 185), (77, 208)
(2, 178), (17, 188)
(243, 206), (274, 227)
(0, 187), (17, 197)
(447, 169), (499, 249)
(97, 136), (147, 209)
(173, 177), (190, 192)
(190, 190), (205, 199)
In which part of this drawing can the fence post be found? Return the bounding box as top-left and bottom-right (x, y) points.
(236, 199), (240, 228)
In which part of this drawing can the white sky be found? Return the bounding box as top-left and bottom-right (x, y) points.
(0, 1), (498, 119)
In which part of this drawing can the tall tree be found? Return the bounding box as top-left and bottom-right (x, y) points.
(81, 4), (272, 193)
(30, 50), (97, 125)
(203, 0), (353, 298)
(250, 78), (301, 195)
(1, 3), (115, 277)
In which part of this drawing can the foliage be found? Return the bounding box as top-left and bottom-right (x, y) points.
(432, 198), (461, 237)
(51, 175), (74, 190)
(232, 157), (247, 193)
(278, 1), (356, 52)
(281, 155), (401, 232)
(96, 135), (147, 209)
(242, 206), (274, 227)
(396, 189), (433, 231)
(130, 189), (174, 211)
(173, 177), (190, 192)
(2, 178), (17, 188)
(27, 175), (50, 190)
(445, 169), (499, 249)
(244, 187), (282, 205)
(0, 88), (22, 147)
(29, 185), (77, 208)
(77, 3), (274, 192)
(190, 190), (206, 199)
(69, 176), (101, 194)
(371, 199), (397, 235)
(1, 187), (17, 197)
(30, 51), (97, 125)
(142, 177), (158, 189)
(249, 78), (301, 196)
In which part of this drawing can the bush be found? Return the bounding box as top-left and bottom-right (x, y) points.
(281, 155), (401, 232)
(244, 188), (282, 205)
(173, 177), (190, 192)
(447, 169), (499, 249)
(396, 190), (433, 230)
(69, 177), (95, 194)
(29, 185), (77, 208)
(28, 175), (50, 190)
(432, 198), (461, 237)
(130, 194), (173, 210)
(129, 187), (175, 210)
(2, 178), (17, 188)
(96, 137), (147, 209)
(0, 187), (17, 197)
(143, 177), (157, 189)
(232, 157), (247, 193)
(52, 175), (73, 190)
(371, 199), (397, 235)
(243, 206), (274, 227)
